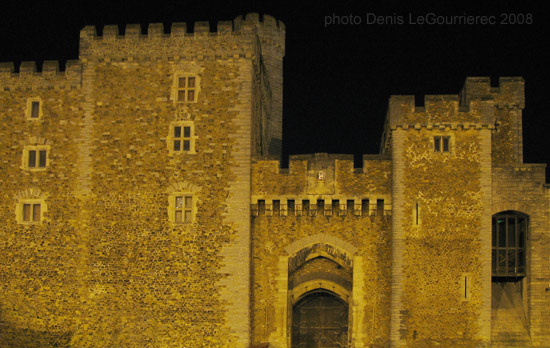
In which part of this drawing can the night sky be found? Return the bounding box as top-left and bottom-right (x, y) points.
(1, 1), (549, 167)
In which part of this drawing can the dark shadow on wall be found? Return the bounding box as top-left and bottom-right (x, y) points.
(0, 320), (72, 348)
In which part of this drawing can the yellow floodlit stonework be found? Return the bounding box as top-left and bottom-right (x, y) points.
(0, 13), (549, 348)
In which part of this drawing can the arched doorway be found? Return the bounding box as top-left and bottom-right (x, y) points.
(269, 235), (364, 348)
(287, 243), (352, 348)
(291, 290), (348, 348)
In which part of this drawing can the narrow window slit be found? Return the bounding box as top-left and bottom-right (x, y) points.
(362, 199), (369, 215)
(288, 200), (295, 214)
(377, 199), (384, 216)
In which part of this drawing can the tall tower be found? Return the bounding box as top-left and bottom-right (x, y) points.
(0, 13), (284, 348)
(388, 94), (494, 347)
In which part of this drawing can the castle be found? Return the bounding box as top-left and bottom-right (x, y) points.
(0, 13), (549, 348)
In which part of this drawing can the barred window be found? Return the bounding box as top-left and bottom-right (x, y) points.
(492, 211), (527, 278)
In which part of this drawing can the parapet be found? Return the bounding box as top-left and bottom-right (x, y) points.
(0, 60), (82, 90)
(385, 77), (523, 129)
(79, 13), (285, 60)
(252, 153), (392, 199)
(252, 154), (392, 217)
(461, 76), (524, 108)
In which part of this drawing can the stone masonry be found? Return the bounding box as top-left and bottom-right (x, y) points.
(0, 13), (548, 348)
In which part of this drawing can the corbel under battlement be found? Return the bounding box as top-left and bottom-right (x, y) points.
(251, 195), (392, 217)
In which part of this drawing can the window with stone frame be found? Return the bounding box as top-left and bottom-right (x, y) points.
(23, 203), (41, 222)
(168, 189), (196, 225)
(174, 195), (194, 223)
(22, 145), (50, 170)
(174, 74), (200, 103)
(492, 211), (527, 278)
(26, 98), (43, 120)
(168, 121), (196, 154)
(434, 136), (450, 152)
(16, 198), (46, 225)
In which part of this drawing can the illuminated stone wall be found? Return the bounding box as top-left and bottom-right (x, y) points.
(0, 14), (285, 348)
(251, 155), (393, 348)
(0, 62), (83, 348)
(388, 95), (493, 347)
(0, 12), (549, 348)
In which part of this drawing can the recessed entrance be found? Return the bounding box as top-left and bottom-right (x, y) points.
(270, 236), (363, 348)
(291, 290), (348, 348)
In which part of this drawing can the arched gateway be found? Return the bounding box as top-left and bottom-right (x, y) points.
(270, 234), (364, 348)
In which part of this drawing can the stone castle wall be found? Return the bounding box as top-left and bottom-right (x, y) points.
(251, 155), (393, 348)
(0, 12), (548, 348)
(0, 60), (84, 348)
(492, 164), (550, 346)
(0, 13), (285, 348)
(388, 94), (495, 347)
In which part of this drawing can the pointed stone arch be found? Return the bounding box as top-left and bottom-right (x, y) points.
(270, 234), (365, 348)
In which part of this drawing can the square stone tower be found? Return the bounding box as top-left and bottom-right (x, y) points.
(0, 13), (284, 348)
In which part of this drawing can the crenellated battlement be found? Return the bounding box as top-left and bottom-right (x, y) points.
(0, 13), (285, 90)
(0, 60), (82, 90)
(387, 94), (496, 130)
(79, 13), (285, 61)
(79, 13), (284, 39)
(384, 77), (524, 133)
(252, 154), (392, 215)
(461, 76), (524, 109)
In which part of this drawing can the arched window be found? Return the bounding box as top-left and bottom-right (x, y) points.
(492, 211), (527, 278)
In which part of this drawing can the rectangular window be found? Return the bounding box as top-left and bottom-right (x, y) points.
(171, 124), (194, 153)
(31, 101), (40, 118)
(434, 137), (441, 152)
(174, 195), (193, 223)
(288, 200), (295, 214)
(462, 273), (471, 301)
(33, 204), (41, 222)
(176, 75), (198, 102)
(28, 150), (37, 167)
(27, 98), (42, 120)
(442, 137), (450, 152)
(434, 136), (450, 152)
(258, 200), (265, 215)
(361, 199), (369, 215)
(273, 200), (280, 214)
(333, 199), (340, 215)
(377, 199), (385, 216)
(492, 213), (527, 277)
(303, 200), (310, 215)
(24, 146), (49, 169)
(22, 203), (41, 222)
(346, 200), (354, 215)
(317, 200), (324, 211)
(23, 204), (31, 221)
(39, 150), (47, 167)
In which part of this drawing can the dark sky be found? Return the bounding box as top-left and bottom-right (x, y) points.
(1, 1), (549, 165)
